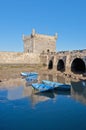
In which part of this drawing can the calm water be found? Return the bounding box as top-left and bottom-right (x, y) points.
(0, 74), (86, 130)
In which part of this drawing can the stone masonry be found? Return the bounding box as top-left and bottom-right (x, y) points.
(23, 29), (58, 53)
(0, 52), (40, 64)
(0, 29), (86, 77)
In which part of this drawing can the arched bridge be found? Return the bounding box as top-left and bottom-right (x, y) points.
(40, 49), (86, 75)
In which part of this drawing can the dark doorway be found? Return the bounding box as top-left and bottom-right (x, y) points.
(71, 58), (85, 74)
(48, 60), (53, 69)
(57, 60), (65, 72)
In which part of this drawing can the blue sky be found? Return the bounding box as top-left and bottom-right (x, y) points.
(0, 0), (86, 52)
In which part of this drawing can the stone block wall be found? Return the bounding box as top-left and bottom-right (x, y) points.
(0, 52), (40, 64)
(23, 29), (57, 53)
(34, 34), (56, 53)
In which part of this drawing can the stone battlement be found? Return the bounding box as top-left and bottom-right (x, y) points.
(23, 29), (58, 53)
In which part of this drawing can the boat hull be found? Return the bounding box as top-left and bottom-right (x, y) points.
(21, 72), (38, 77)
(32, 83), (53, 92)
(42, 80), (71, 90)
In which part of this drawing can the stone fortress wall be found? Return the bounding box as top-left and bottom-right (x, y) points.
(23, 29), (57, 53)
(0, 52), (40, 64)
(0, 29), (86, 76)
(0, 29), (57, 65)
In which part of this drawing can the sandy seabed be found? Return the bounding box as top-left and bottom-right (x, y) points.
(0, 64), (86, 84)
(0, 64), (50, 82)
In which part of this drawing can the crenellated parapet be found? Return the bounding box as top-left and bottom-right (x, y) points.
(23, 29), (58, 53)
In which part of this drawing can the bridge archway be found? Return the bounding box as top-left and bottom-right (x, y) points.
(57, 59), (65, 72)
(48, 60), (53, 69)
(71, 58), (85, 74)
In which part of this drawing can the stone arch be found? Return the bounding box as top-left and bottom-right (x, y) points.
(71, 58), (85, 74)
(57, 59), (65, 72)
(48, 60), (53, 69)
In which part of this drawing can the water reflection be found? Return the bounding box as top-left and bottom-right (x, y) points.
(0, 75), (86, 130)
(0, 89), (8, 102)
(32, 89), (71, 106)
(39, 74), (71, 84)
(0, 75), (86, 107)
(71, 80), (86, 105)
(25, 79), (38, 86)
(7, 86), (24, 100)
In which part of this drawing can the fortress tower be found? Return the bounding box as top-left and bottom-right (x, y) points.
(22, 29), (58, 53)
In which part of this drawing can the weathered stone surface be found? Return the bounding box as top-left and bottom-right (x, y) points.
(0, 52), (40, 64)
(23, 29), (57, 53)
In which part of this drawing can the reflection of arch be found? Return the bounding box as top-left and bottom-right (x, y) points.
(71, 58), (85, 74)
(28, 49), (29, 53)
(57, 59), (65, 72)
(48, 74), (53, 81)
(47, 49), (50, 53)
(48, 60), (53, 69)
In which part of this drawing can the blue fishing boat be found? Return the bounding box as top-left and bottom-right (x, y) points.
(32, 83), (53, 92)
(21, 72), (38, 77)
(25, 74), (38, 81)
(26, 76), (38, 82)
(42, 80), (71, 90)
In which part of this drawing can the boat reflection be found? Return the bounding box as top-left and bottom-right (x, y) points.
(54, 89), (71, 96)
(0, 86), (71, 108)
(25, 79), (38, 86)
(0, 76), (86, 108)
(34, 91), (55, 99)
(34, 88), (71, 99)
(31, 88), (71, 106)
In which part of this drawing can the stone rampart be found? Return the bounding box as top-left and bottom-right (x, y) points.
(0, 52), (40, 64)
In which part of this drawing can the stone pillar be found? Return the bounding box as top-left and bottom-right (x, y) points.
(65, 54), (71, 74)
(53, 55), (57, 70)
